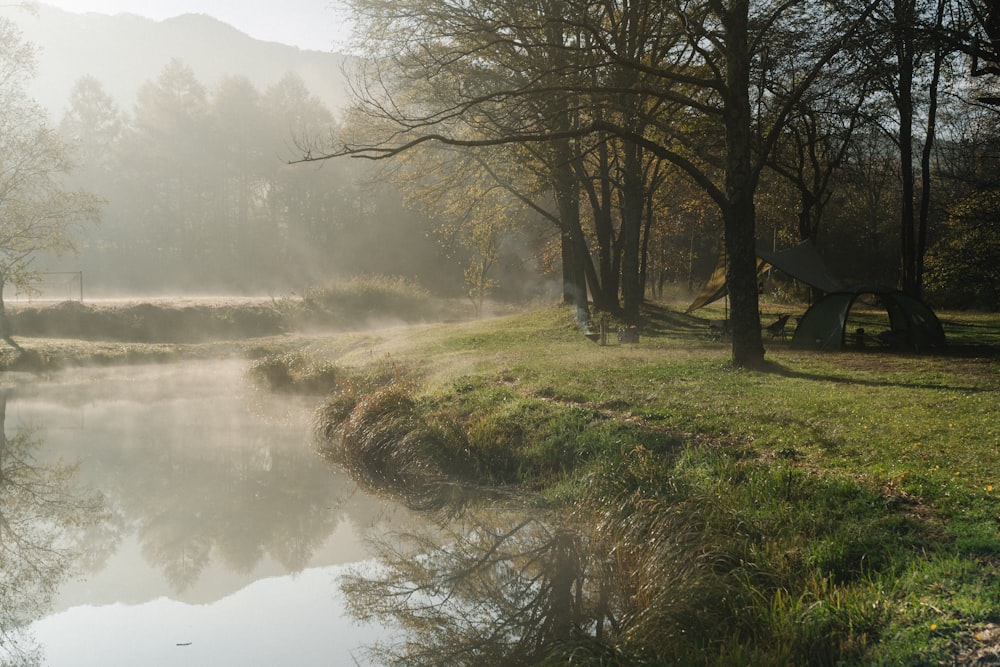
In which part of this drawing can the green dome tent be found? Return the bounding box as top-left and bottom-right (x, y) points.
(790, 286), (947, 352)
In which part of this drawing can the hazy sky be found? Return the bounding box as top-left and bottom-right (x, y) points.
(40, 0), (351, 51)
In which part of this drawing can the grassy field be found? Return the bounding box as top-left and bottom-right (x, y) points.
(4, 295), (998, 664)
(290, 300), (999, 665)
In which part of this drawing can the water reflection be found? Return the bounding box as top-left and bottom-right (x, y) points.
(342, 507), (603, 667)
(2, 360), (415, 666)
(0, 390), (106, 666)
(7, 362), (393, 601)
(319, 385), (614, 665)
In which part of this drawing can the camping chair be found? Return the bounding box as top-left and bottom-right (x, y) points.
(764, 314), (790, 341)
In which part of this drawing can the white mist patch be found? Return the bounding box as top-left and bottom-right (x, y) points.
(32, 565), (385, 667)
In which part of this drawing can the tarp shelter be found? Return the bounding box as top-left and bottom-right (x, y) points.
(790, 286), (947, 352)
(686, 241), (843, 312)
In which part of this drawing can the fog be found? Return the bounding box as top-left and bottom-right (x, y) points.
(6, 5), (547, 306)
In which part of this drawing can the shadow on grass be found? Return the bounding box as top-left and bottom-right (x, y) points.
(639, 302), (722, 338)
(758, 359), (993, 393)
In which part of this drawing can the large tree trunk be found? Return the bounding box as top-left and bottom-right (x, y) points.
(916, 0), (946, 298)
(560, 230), (578, 305)
(639, 184), (655, 299)
(620, 140), (644, 322)
(577, 137), (619, 312)
(553, 148), (592, 323)
(896, 0), (919, 296)
(595, 140), (620, 311)
(722, 0), (765, 368)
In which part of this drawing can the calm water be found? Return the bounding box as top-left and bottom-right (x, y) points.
(2, 359), (410, 667)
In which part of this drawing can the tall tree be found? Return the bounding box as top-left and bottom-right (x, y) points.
(332, 0), (605, 318)
(858, 0), (951, 297)
(210, 75), (271, 280)
(121, 59), (213, 277)
(263, 73), (355, 280)
(58, 75), (123, 189)
(763, 57), (871, 245)
(0, 17), (100, 345)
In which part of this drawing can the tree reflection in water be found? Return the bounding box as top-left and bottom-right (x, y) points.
(322, 390), (716, 666)
(342, 509), (592, 667)
(0, 392), (106, 667)
(317, 383), (760, 667)
(321, 384), (615, 665)
(337, 474), (708, 667)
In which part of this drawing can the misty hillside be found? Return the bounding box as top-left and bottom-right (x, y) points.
(10, 4), (350, 116)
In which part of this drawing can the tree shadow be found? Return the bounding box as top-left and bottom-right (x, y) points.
(759, 358), (992, 393)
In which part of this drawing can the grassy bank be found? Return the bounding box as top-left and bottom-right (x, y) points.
(296, 303), (999, 665)
(3, 292), (997, 664)
(0, 276), (477, 371)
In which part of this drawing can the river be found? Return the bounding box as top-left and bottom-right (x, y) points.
(0, 359), (409, 667)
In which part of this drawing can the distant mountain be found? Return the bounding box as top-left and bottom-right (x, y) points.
(8, 4), (351, 118)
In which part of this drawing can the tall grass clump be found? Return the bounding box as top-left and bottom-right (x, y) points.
(315, 380), (491, 518)
(300, 275), (436, 326)
(246, 350), (340, 393)
(566, 443), (916, 665)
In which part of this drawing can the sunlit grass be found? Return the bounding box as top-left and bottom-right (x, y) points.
(305, 301), (1000, 664)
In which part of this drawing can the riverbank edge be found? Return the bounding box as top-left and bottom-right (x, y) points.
(5, 301), (999, 665)
(298, 304), (998, 666)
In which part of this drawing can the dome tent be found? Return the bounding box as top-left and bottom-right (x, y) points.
(790, 286), (947, 352)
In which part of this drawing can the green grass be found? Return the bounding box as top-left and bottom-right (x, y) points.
(304, 301), (1000, 664)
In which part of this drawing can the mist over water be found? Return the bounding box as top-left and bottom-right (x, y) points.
(3, 360), (411, 666)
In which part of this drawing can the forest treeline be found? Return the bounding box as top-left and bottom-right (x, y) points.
(52, 62), (475, 297)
